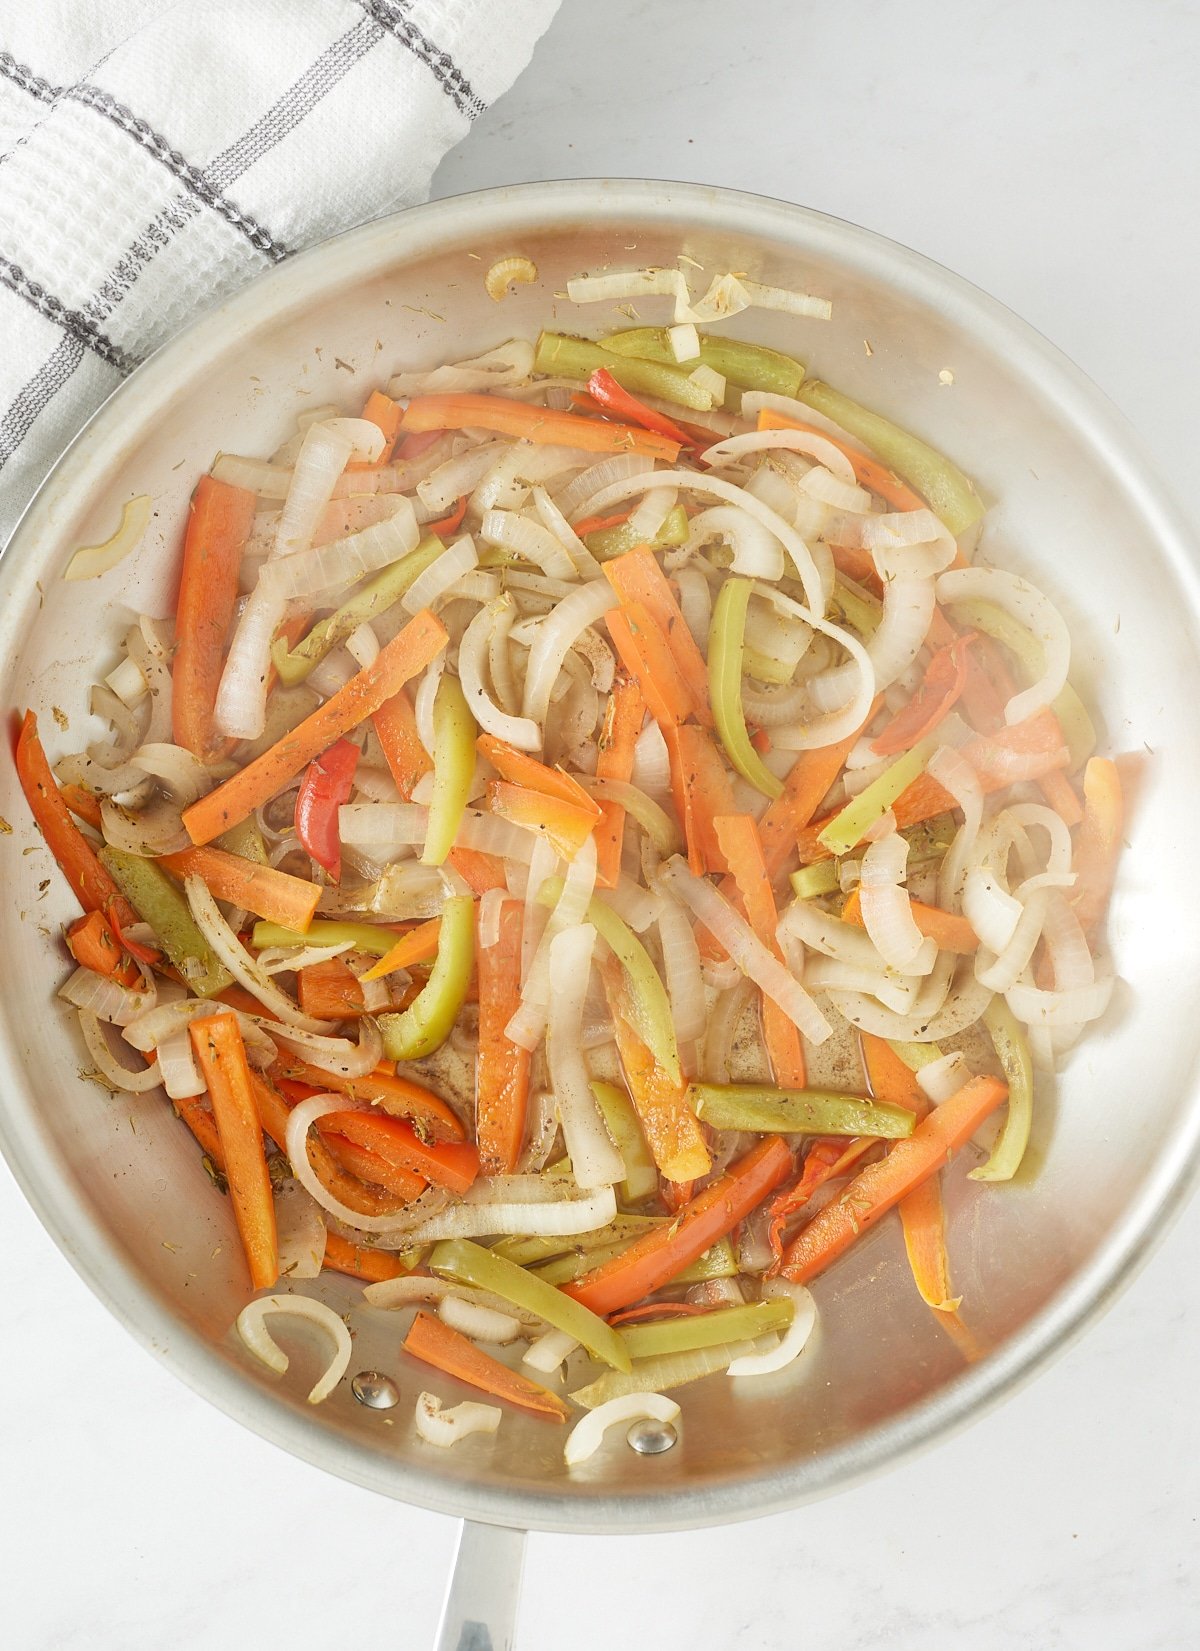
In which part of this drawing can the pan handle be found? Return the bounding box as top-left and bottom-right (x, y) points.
(434, 1518), (527, 1651)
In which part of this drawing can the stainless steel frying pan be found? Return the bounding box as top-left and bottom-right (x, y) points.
(2, 181), (1198, 1651)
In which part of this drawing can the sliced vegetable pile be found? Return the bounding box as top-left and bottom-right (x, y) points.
(17, 267), (1124, 1463)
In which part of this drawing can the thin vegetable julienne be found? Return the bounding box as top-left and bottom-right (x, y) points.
(592, 670), (645, 889)
(474, 898), (530, 1175)
(399, 391), (682, 461)
(604, 547), (712, 725)
(404, 1310), (570, 1421)
(188, 1014), (278, 1292)
(172, 475), (257, 762)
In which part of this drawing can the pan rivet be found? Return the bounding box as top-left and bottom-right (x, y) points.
(627, 1419), (678, 1455)
(351, 1370), (400, 1409)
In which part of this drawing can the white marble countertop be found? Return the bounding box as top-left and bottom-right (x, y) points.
(5, 2), (1198, 1646)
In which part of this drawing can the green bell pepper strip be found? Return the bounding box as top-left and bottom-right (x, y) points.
(534, 1234), (737, 1288)
(251, 918), (400, 956)
(272, 537), (447, 686)
(708, 576), (784, 800)
(428, 1237), (631, 1373)
(537, 879), (680, 1082)
(601, 328), (806, 400)
(968, 997), (1034, 1181)
(215, 817), (268, 865)
(490, 1212), (665, 1269)
(885, 1038), (945, 1072)
(797, 380), (985, 537)
(617, 1298), (794, 1361)
(817, 737), (937, 857)
(591, 1081), (659, 1204)
(420, 672), (476, 867)
(569, 1334), (767, 1409)
(688, 1081), (915, 1139)
(378, 894), (475, 1060)
(829, 577), (882, 637)
(533, 332), (712, 411)
(789, 861), (842, 900)
(583, 505), (688, 561)
(946, 595), (1096, 770)
(99, 847), (232, 996)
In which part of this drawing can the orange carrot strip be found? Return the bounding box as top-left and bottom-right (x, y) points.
(604, 547), (712, 725)
(782, 1076), (1007, 1284)
(565, 1136), (792, 1316)
(360, 916), (442, 981)
(400, 394), (680, 463)
(60, 783), (103, 829)
(713, 814), (806, 1087)
(183, 609), (447, 844)
(249, 1069), (414, 1217)
(297, 956), (368, 1020)
(605, 602), (693, 728)
(320, 1108), (479, 1193)
(16, 711), (139, 929)
(173, 1092), (226, 1165)
(320, 1230), (408, 1282)
(475, 897), (531, 1175)
(756, 704), (881, 881)
(446, 845), (507, 894)
(189, 1014), (279, 1290)
(1071, 757), (1123, 932)
(172, 476), (257, 762)
(602, 962), (711, 1184)
(403, 1310), (570, 1421)
(871, 633), (976, 757)
(477, 733), (602, 817)
(841, 885), (978, 955)
(371, 686), (432, 799)
(66, 910), (134, 981)
(487, 779), (600, 860)
(593, 670), (645, 889)
(273, 1056), (464, 1142)
(317, 1130), (428, 1202)
(665, 723), (737, 876)
(758, 410), (928, 513)
(360, 389), (403, 463)
(160, 845), (320, 931)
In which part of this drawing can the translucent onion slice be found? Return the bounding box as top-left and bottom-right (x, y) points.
(235, 1293), (351, 1404)
(481, 509), (578, 581)
(937, 567), (1071, 725)
(437, 1294), (522, 1344)
(389, 339), (535, 398)
(523, 1328), (581, 1373)
(123, 998), (277, 1068)
(702, 428), (856, 483)
(546, 922), (624, 1190)
(414, 1392), (503, 1447)
(564, 1393), (681, 1466)
(1005, 974), (1114, 1027)
(777, 899), (885, 969)
(916, 1051), (974, 1105)
(184, 875), (325, 1032)
(532, 485), (604, 581)
(727, 1281), (817, 1377)
(685, 504), (783, 580)
(654, 890), (707, 1046)
(60, 966), (155, 1027)
(809, 574), (933, 708)
(521, 579), (619, 729)
(275, 1181), (327, 1279)
(963, 867), (1023, 954)
(485, 258), (538, 301)
(362, 1274), (545, 1327)
(401, 1182), (618, 1244)
(400, 534), (478, 614)
(860, 833), (937, 975)
(65, 494), (152, 581)
(265, 1015), (383, 1079)
(828, 961), (993, 1042)
(458, 599), (540, 749)
(928, 746), (984, 908)
(77, 1009), (163, 1091)
(263, 501), (421, 601)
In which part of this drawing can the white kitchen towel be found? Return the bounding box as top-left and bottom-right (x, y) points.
(0, 0), (559, 541)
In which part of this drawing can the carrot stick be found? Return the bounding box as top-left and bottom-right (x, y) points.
(564, 1136), (791, 1315)
(475, 898), (531, 1175)
(272, 1056), (464, 1142)
(757, 410), (928, 513)
(714, 815), (807, 1086)
(320, 1230), (408, 1283)
(359, 390), (403, 463)
(400, 394), (681, 463)
(446, 845), (507, 894)
(602, 961), (711, 1184)
(371, 686), (432, 799)
(160, 845), (320, 931)
(1071, 757), (1123, 933)
(183, 609), (447, 844)
(403, 1310), (570, 1421)
(781, 1076), (1007, 1284)
(756, 704), (880, 880)
(477, 733), (602, 816)
(665, 723), (737, 876)
(603, 547), (712, 724)
(764, 1137), (872, 1268)
(487, 780), (600, 859)
(60, 783), (103, 829)
(249, 1070), (415, 1217)
(593, 670), (645, 888)
(171, 476), (257, 762)
(15, 711), (139, 929)
(841, 885), (979, 955)
(173, 1092), (226, 1166)
(360, 916), (442, 981)
(605, 602), (694, 728)
(66, 910), (136, 982)
(317, 1130), (427, 1202)
(189, 1014), (279, 1290)
(296, 956), (368, 1020)
(320, 1108), (479, 1194)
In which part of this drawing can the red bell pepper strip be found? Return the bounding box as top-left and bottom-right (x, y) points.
(586, 368), (696, 448)
(426, 496), (468, 538)
(871, 632), (977, 756)
(294, 737), (359, 882)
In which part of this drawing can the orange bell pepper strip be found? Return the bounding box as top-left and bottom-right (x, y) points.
(1070, 757), (1123, 933)
(781, 1075), (1007, 1284)
(475, 897), (531, 1175)
(297, 956), (369, 1020)
(316, 1129), (427, 1202)
(476, 732), (602, 817)
(15, 711), (139, 930)
(404, 1310), (570, 1421)
(564, 1136), (792, 1316)
(757, 409), (928, 514)
(829, 545), (885, 598)
(321, 1231), (408, 1283)
(360, 916), (443, 981)
(319, 1108), (479, 1194)
(601, 959), (712, 1184)
(603, 547), (712, 725)
(486, 779), (600, 860)
(249, 1069), (417, 1217)
(665, 723), (737, 876)
(189, 1014), (279, 1291)
(160, 846), (320, 931)
(171, 475), (257, 762)
(59, 782), (103, 829)
(183, 609), (447, 844)
(271, 1056), (464, 1142)
(371, 685), (432, 799)
(605, 601), (694, 729)
(593, 670), (645, 889)
(446, 845), (507, 894)
(961, 635), (1083, 825)
(425, 496), (469, 538)
(713, 814), (806, 1087)
(764, 1136), (873, 1269)
(841, 885), (978, 955)
(586, 368), (697, 448)
(357, 389), (404, 464)
(871, 633), (977, 756)
(399, 393), (681, 463)
(572, 508), (634, 538)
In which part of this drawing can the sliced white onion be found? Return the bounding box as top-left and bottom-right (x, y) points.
(938, 567), (1070, 725)
(478, 887), (506, 951)
(105, 655), (148, 708)
(531, 485), (604, 582)
(928, 745), (984, 908)
(628, 486), (678, 543)
(184, 875), (325, 1031)
(673, 566), (712, 646)
(777, 899), (883, 968)
(156, 1025), (206, 1098)
(522, 579), (619, 729)
(1005, 974), (1114, 1027)
(916, 1051), (974, 1105)
(264, 501), (421, 601)
(659, 857), (831, 1044)
(414, 1391), (503, 1447)
(275, 1182), (327, 1280)
(235, 1293), (351, 1404)
(545, 923), (623, 1190)
(265, 1015), (383, 1079)
(275, 421), (354, 558)
(564, 1393), (681, 1467)
(828, 960), (994, 1042)
(60, 966), (154, 1027)
(129, 742), (212, 806)
(77, 1010), (162, 1090)
(685, 504), (783, 580)
(655, 891), (707, 1045)
(1039, 888), (1095, 991)
(481, 509), (578, 580)
(702, 428), (856, 484)
(602, 877), (658, 935)
(803, 955), (919, 1015)
(211, 454), (293, 497)
(389, 338), (535, 398)
(412, 652), (445, 758)
(860, 833), (936, 974)
(631, 720), (671, 799)
(523, 1328), (580, 1374)
(810, 574), (933, 707)
(213, 584), (288, 742)
(123, 998), (277, 1068)
(556, 455), (655, 520)
(99, 793), (191, 857)
(401, 533), (478, 614)
(400, 1182), (617, 1243)
(963, 868), (1023, 954)
(437, 1294), (522, 1345)
(458, 599), (540, 749)
(727, 1281), (817, 1377)
(363, 1274), (543, 1324)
